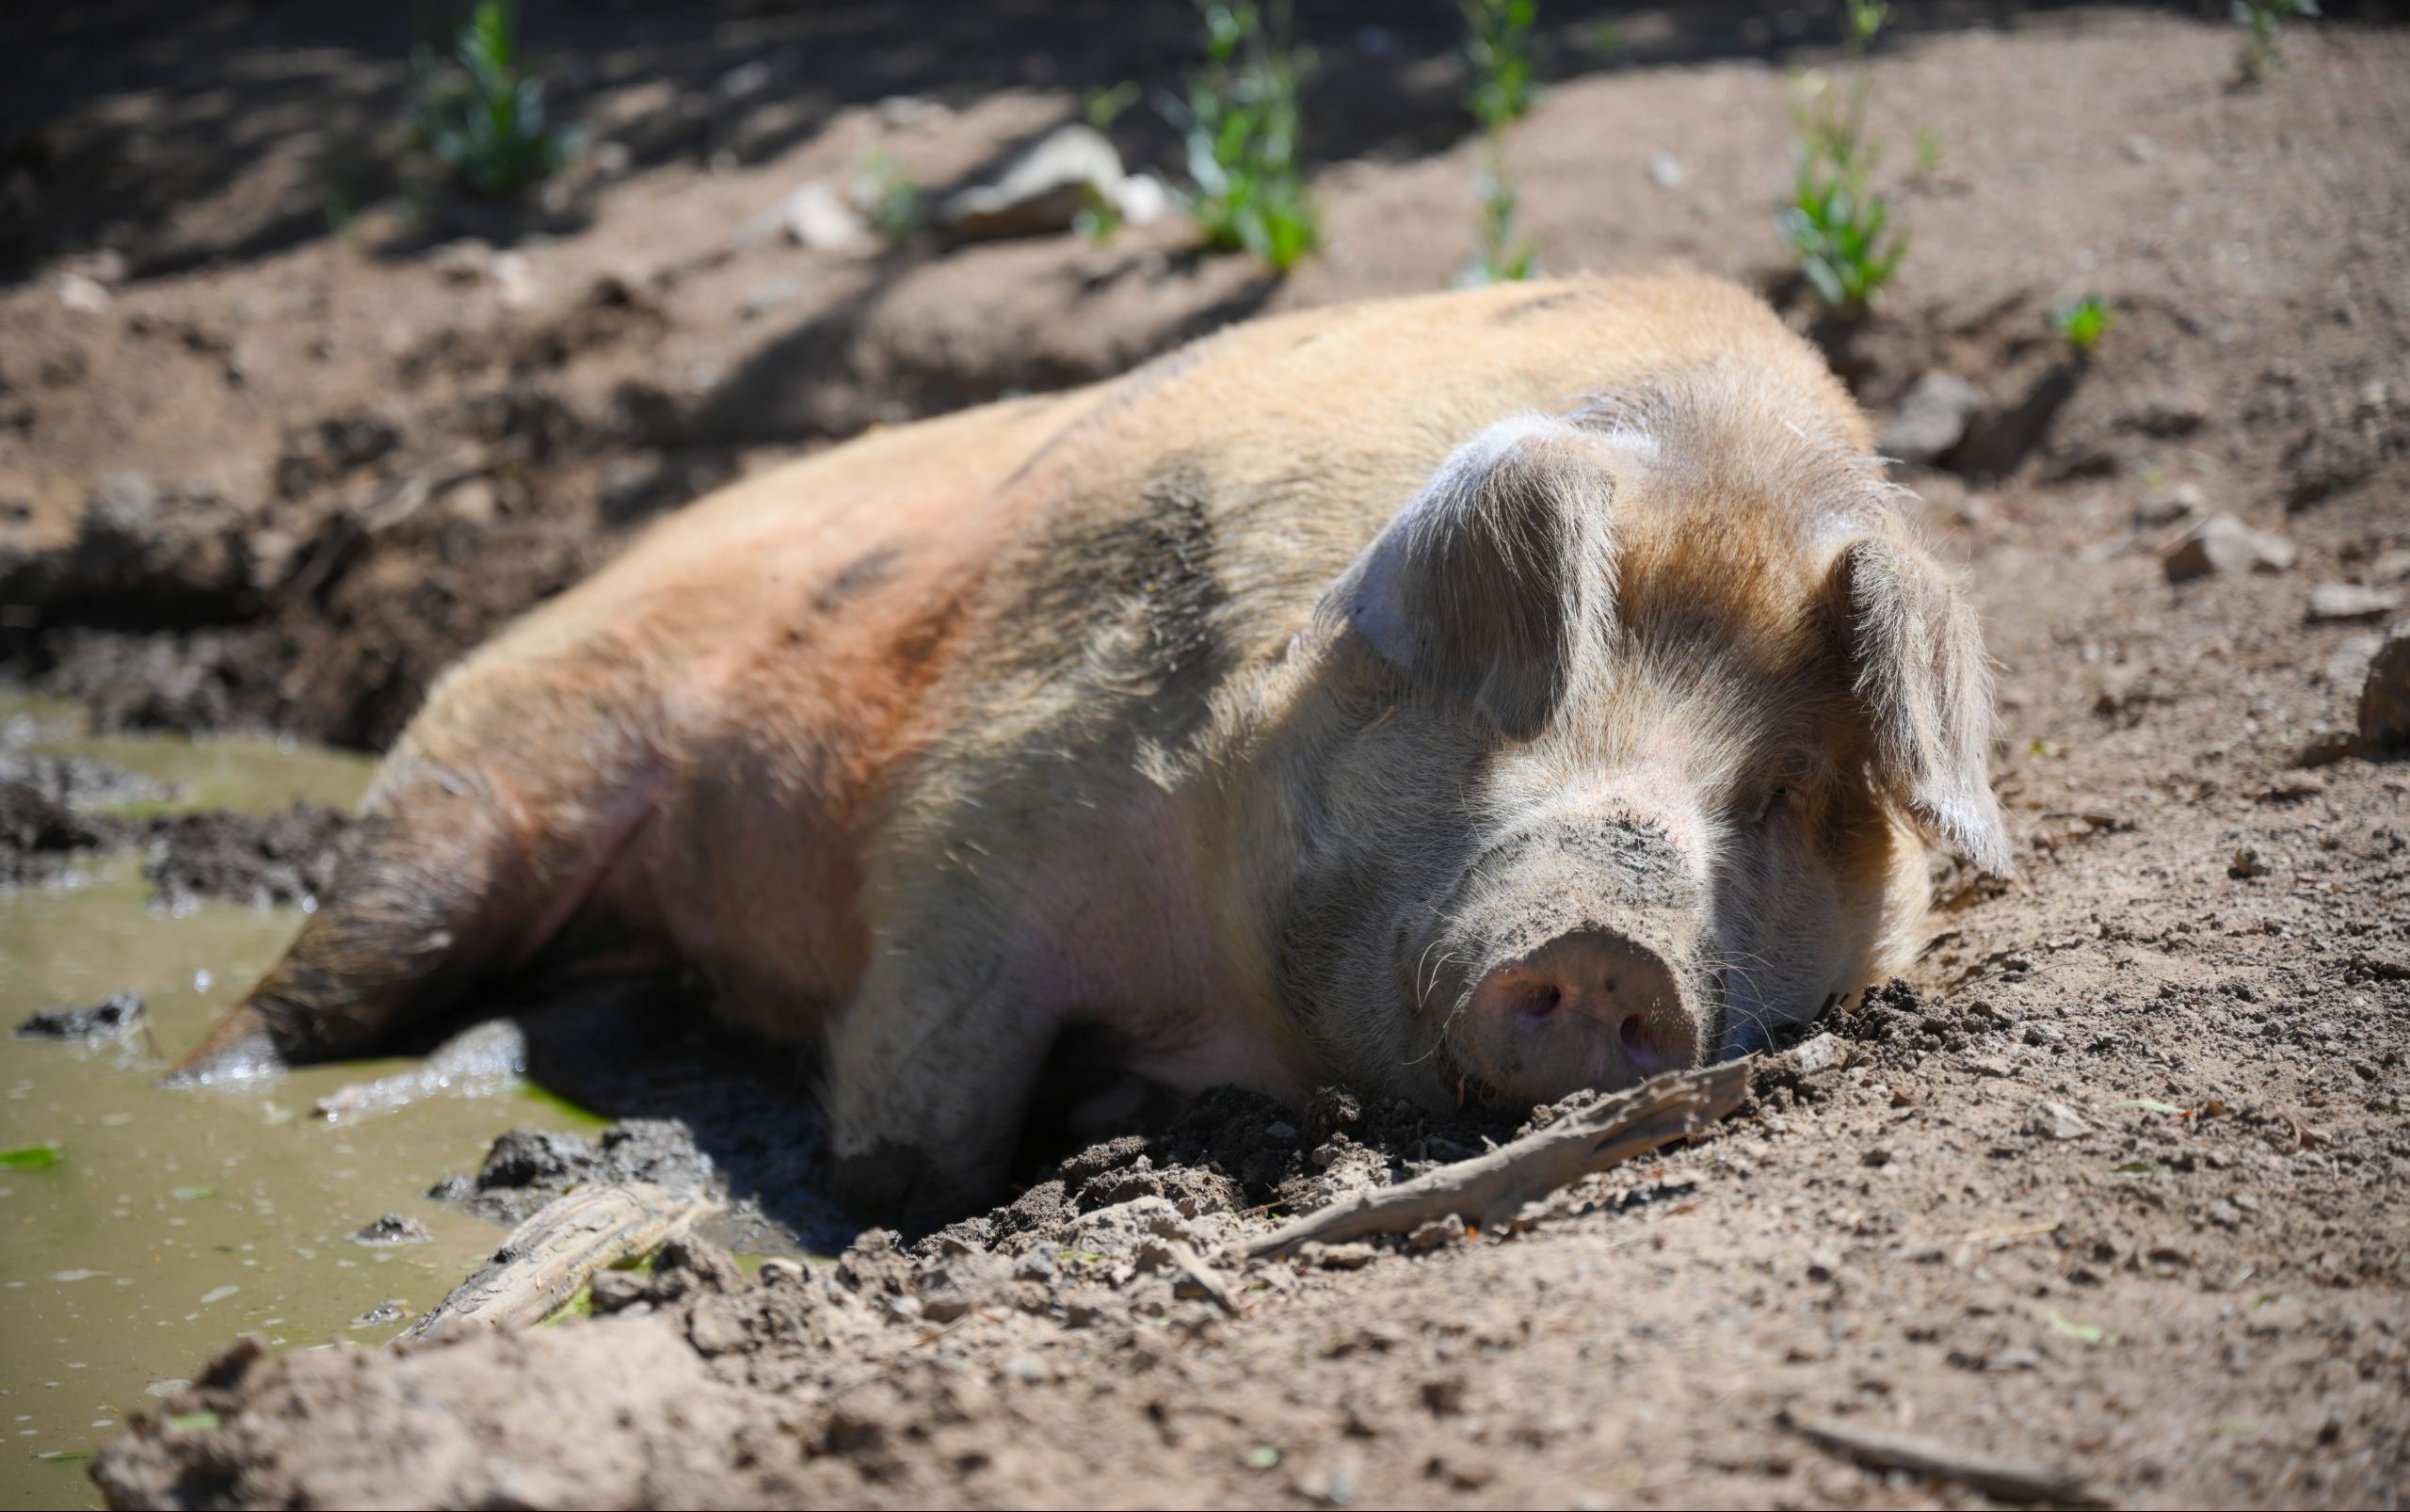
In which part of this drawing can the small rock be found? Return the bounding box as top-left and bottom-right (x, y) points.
(2358, 621), (2410, 751)
(348, 1214), (432, 1247)
(1793, 1032), (1846, 1075)
(429, 239), (495, 282)
(587, 1267), (650, 1312)
(2228, 847), (2270, 879)
(940, 122), (1123, 241)
(1646, 153), (1684, 189)
(2133, 480), (2206, 528)
(56, 272), (110, 314)
(781, 183), (873, 253)
(2163, 513), (2297, 583)
(16, 991), (145, 1040)
(2323, 632), (2382, 689)
(740, 276), (805, 319)
(876, 94), (943, 130)
(2368, 549), (2410, 583)
(1408, 1214), (1467, 1251)
(349, 1299), (407, 1327)
(2308, 582), (2402, 623)
(2122, 134), (2160, 163)
(918, 1249), (1014, 1323)
(1880, 372), (1985, 466)
(1300, 1241), (1379, 1271)
(1010, 1245), (1057, 1282)
(1111, 171), (1169, 226)
(2029, 1100), (2091, 1140)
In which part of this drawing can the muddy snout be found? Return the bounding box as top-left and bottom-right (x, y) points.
(1463, 927), (1700, 1102)
(1435, 821), (1709, 1106)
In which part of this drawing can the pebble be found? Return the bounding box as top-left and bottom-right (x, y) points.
(940, 122), (1124, 241)
(1793, 1032), (1846, 1075)
(2308, 582), (2402, 623)
(781, 183), (873, 254)
(2163, 513), (2297, 583)
(1408, 1214), (1467, 1251)
(2029, 1100), (2091, 1140)
(2133, 479), (2206, 528)
(56, 273), (110, 314)
(2359, 621), (2410, 750)
(1646, 153), (1684, 189)
(1880, 372), (1985, 467)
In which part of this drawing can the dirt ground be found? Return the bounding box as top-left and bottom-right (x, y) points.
(5, 2), (2407, 1506)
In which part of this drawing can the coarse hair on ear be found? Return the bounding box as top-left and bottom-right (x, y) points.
(1317, 415), (1618, 741)
(1827, 535), (2014, 876)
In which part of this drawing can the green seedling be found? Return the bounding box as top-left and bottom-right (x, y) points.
(2053, 294), (2113, 353)
(1776, 1), (1907, 313)
(1170, 1), (1321, 271)
(404, 0), (573, 201)
(2047, 1311), (2111, 1345)
(1459, 0), (1542, 285)
(1085, 81), (1141, 134)
(1913, 126), (1943, 175)
(850, 151), (924, 242)
(1464, 0), (1539, 129)
(2234, 0), (2319, 85)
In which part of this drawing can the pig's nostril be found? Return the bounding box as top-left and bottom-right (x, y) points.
(1602, 974), (1619, 994)
(1514, 982), (1563, 1023)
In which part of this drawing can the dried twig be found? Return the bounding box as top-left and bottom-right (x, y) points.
(397, 1182), (713, 1344)
(1787, 1414), (2109, 1508)
(1244, 1061), (1749, 1261)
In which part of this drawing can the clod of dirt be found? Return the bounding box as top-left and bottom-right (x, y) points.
(1880, 372), (1986, 466)
(434, 1120), (715, 1226)
(14, 989), (144, 1040)
(2163, 513), (2297, 583)
(0, 780), (111, 885)
(2359, 621), (2410, 750)
(348, 1214), (432, 1247)
(2308, 582), (2403, 623)
(141, 803), (349, 909)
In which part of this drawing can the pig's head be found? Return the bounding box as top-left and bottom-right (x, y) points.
(1267, 373), (2010, 1113)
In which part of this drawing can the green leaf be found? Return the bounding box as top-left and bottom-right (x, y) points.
(1245, 1444), (1281, 1470)
(166, 1410), (221, 1433)
(0, 1144), (62, 1171)
(36, 1450), (95, 1463)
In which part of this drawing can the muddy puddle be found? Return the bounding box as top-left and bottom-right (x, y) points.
(0, 700), (616, 1511)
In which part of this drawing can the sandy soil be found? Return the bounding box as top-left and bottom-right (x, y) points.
(5, 4), (2405, 1506)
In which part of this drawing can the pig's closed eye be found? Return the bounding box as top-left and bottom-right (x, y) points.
(1751, 786), (1791, 825)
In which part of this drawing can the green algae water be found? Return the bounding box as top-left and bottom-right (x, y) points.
(0, 703), (603, 1511)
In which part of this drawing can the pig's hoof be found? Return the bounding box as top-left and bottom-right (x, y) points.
(828, 1140), (989, 1225)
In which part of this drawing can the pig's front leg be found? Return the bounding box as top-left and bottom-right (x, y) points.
(819, 938), (1063, 1222)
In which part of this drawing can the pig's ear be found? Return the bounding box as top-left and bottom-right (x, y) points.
(1829, 537), (2014, 877)
(1319, 415), (1615, 741)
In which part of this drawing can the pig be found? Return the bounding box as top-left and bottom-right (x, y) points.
(169, 273), (2011, 1217)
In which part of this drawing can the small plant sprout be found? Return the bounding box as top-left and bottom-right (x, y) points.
(2234, 0), (2319, 85)
(1170, 1), (1321, 272)
(1776, 0), (1907, 314)
(404, 0), (573, 201)
(1912, 126), (1943, 176)
(1085, 81), (1141, 134)
(2052, 294), (2113, 353)
(851, 151), (924, 241)
(1464, 0), (1540, 130)
(1459, 0), (1542, 286)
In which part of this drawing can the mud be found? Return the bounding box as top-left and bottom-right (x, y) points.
(8, 3), (2410, 1508)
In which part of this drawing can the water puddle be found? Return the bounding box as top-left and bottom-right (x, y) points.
(0, 705), (604, 1510)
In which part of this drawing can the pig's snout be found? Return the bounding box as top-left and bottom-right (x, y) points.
(1464, 928), (1701, 1102)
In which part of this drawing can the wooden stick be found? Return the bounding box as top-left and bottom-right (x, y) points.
(397, 1182), (712, 1344)
(1788, 1415), (2109, 1508)
(1245, 1061), (1749, 1261)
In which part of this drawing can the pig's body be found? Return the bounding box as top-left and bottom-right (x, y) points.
(175, 274), (2009, 1215)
